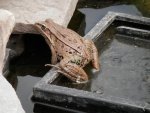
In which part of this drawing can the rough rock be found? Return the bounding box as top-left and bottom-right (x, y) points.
(0, 10), (15, 72)
(0, 0), (78, 34)
(0, 75), (25, 113)
(0, 9), (25, 113)
(3, 49), (11, 77)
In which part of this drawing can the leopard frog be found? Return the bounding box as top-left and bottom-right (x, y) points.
(34, 19), (100, 83)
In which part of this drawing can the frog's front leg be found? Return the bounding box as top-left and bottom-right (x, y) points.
(50, 45), (57, 64)
(59, 56), (88, 83)
(91, 40), (100, 71)
(85, 39), (100, 71)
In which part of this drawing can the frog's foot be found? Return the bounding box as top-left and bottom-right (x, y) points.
(45, 64), (61, 70)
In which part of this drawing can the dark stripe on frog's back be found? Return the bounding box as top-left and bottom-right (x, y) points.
(55, 39), (80, 60)
(46, 19), (84, 54)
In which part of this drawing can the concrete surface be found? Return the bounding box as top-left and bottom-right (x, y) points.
(0, 0), (78, 34)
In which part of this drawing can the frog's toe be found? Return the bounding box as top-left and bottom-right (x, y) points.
(75, 77), (88, 84)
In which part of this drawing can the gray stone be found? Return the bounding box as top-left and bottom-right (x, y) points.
(0, 0), (78, 34)
(0, 75), (25, 113)
(0, 9), (25, 113)
(116, 26), (150, 39)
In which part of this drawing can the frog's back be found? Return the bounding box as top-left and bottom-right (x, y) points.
(45, 19), (85, 53)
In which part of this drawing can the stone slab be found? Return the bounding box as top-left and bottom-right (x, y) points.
(0, 9), (25, 113)
(33, 12), (150, 112)
(0, 0), (78, 34)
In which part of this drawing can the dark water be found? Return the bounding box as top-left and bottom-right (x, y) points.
(6, 1), (150, 113)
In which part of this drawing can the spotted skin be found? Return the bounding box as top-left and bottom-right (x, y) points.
(34, 19), (100, 83)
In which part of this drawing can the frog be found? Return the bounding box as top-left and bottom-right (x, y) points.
(34, 19), (100, 83)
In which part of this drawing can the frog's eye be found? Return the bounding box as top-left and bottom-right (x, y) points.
(41, 25), (46, 30)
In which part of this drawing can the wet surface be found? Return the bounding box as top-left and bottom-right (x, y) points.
(94, 34), (150, 103)
(53, 28), (150, 104)
(6, 0), (150, 113)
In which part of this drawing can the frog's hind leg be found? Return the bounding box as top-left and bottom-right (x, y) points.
(59, 57), (88, 83)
